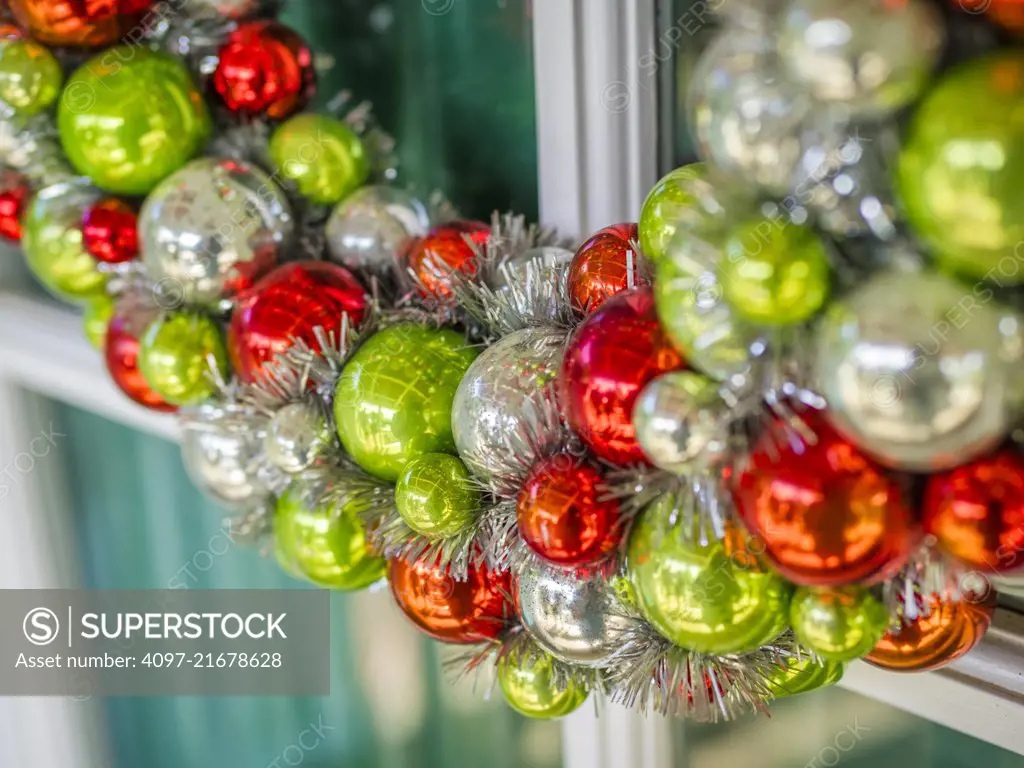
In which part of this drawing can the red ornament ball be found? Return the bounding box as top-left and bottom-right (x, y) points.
(212, 20), (315, 120)
(516, 453), (622, 567)
(8, 0), (155, 47)
(82, 198), (138, 264)
(559, 286), (685, 465)
(567, 222), (646, 316)
(0, 175), (29, 242)
(734, 411), (915, 586)
(228, 261), (367, 383)
(924, 448), (1024, 573)
(406, 220), (490, 298)
(105, 314), (176, 413)
(389, 555), (511, 644)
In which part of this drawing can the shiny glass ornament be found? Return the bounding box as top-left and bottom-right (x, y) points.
(395, 453), (480, 538)
(559, 287), (686, 466)
(498, 649), (587, 719)
(490, 245), (574, 323)
(229, 261), (367, 383)
(140, 157), (293, 309)
(734, 411), (914, 586)
(689, 29), (811, 194)
(517, 561), (637, 666)
(633, 371), (730, 474)
(0, 174), (28, 242)
(334, 324), (479, 482)
(897, 53), (1024, 284)
(813, 269), (1024, 472)
(790, 586), (889, 662)
(452, 327), (567, 490)
(388, 555), (511, 643)
(138, 312), (228, 407)
(567, 222), (646, 316)
(212, 20), (314, 120)
(263, 401), (331, 474)
(639, 164), (712, 268)
(22, 179), (107, 304)
(274, 482), (386, 591)
(778, 0), (943, 117)
(269, 114), (368, 205)
(8, 0), (154, 46)
(718, 216), (830, 326)
(628, 495), (792, 655)
(765, 656), (844, 699)
(517, 453), (622, 568)
(924, 449), (1024, 573)
(82, 198), (138, 264)
(58, 48), (211, 195)
(866, 593), (995, 672)
(180, 405), (268, 508)
(325, 185), (431, 280)
(104, 314), (176, 413)
(0, 38), (61, 116)
(406, 220), (490, 298)
(83, 294), (114, 350)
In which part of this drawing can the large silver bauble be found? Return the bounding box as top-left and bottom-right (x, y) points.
(490, 246), (574, 323)
(778, 0), (944, 118)
(518, 561), (637, 667)
(452, 327), (567, 490)
(814, 269), (1024, 472)
(264, 401), (332, 474)
(633, 372), (731, 473)
(140, 157), (293, 308)
(181, 405), (270, 508)
(325, 185), (430, 280)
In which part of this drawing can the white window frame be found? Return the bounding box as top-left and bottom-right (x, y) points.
(2, 2), (1024, 766)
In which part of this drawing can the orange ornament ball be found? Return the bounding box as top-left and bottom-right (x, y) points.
(567, 222), (647, 316)
(960, 0), (1024, 33)
(8, 0), (155, 47)
(406, 220), (490, 298)
(866, 592), (995, 672)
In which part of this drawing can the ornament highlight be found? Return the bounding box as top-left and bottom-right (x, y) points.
(269, 114), (368, 205)
(395, 453), (480, 538)
(790, 586), (888, 662)
(138, 312), (229, 407)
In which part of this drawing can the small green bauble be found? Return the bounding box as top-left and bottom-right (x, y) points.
(395, 453), (479, 537)
(498, 650), (588, 719)
(82, 294), (115, 350)
(274, 483), (387, 591)
(628, 495), (792, 655)
(58, 47), (211, 195)
(717, 217), (830, 326)
(790, 586), (889, 663)
(334, 324), (479, 482)
(639, 163), (709, 267)
(0, 38), (62, 116)
(138, 312), (228, 406)
(270, 114), (369, 205)
(22, 180), (106, 304)
(765, 656), (844, 699)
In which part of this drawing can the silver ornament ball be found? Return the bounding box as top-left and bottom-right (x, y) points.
(140, 157), (293, 308)
(264, 401), (332, 474)
(181, 404), (270, 508)
(778, 0), (944, 118)
(814, 269), (1024, 472)
(325, 185), (431, 280)
(633, 371), (731, 473)
(452, 327), (568, 491)
(518, 561), (637, 667)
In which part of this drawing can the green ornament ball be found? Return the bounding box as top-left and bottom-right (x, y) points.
(639, 163), (710, 267)
(58, 47), (211, 196)
(790, 586), (889, 663)
(395, 453), (479, 538)
(270, 114), (369, 205)
(82, 294), (114, 350)
(498, 649), (588, 719)
(897, 53), (1024, 284)
(274, 482), (387, 591)
(628, 495), (792, 655)
(138, 312), (228, 406)
(334, 324), (479, 483)
(765, 656), (844, 699)
(718, 216), (831, 326)
(22, 179), (107, 304)
(0, 38), (62, 116)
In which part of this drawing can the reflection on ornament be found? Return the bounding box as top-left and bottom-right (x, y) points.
(567, 222), (645, 316)
(790, 586), (888, 662)
(765, 656), (844, 699)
